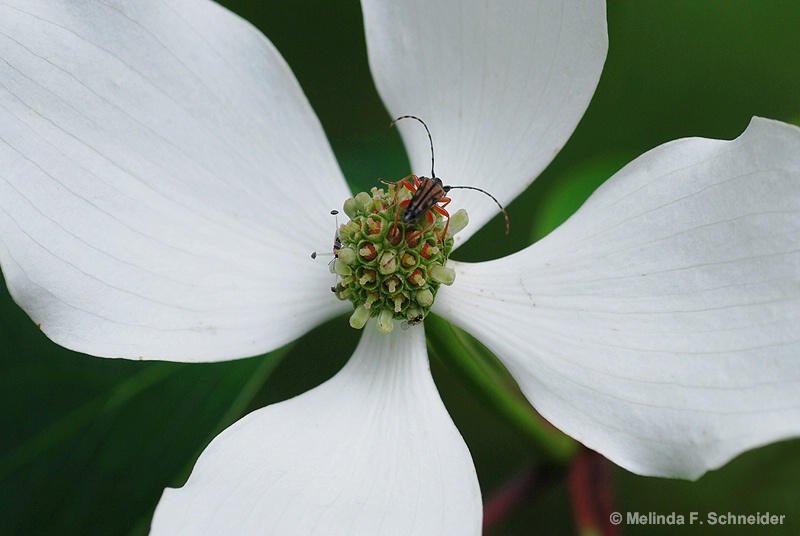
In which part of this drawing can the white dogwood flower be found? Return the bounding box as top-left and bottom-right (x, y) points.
(1, 1), (798, 535)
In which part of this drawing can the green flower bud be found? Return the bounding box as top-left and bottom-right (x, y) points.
(448, 208), (469, 236)
(349, 305), (371, 329)
(429, 265), (456, 286)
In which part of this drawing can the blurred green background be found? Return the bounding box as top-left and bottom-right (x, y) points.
(2, 1), (800, 535)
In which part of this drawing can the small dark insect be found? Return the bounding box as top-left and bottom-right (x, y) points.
(311, 210), (343, 293)
(311, 210), (341, 260)
(401, 314), (424, 329)
(387, 115), (509, 239)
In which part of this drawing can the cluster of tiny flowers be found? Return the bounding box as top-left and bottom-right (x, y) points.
(330, 183), (467, 333)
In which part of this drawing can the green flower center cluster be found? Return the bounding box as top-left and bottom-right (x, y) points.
(331, 183), (464, 333)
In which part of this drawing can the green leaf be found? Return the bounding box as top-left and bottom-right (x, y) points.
(0, 282), (288, 536)
(426, 315), (578, 464)
(616, 439), (800, 535)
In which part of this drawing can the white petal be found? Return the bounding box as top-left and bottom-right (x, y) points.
(435, 118), (800, 478)
(0, 0), (350, 361)
(362, 0), (607, 245)
(150, 326), (481, 535)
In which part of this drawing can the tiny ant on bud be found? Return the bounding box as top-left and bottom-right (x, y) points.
(401, 314), (424, 330)
(386, 115), (509, 239)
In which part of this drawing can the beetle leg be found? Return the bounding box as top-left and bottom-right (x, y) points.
(406, 210), (436, 245)
(385, 175), (419, 237)
(433, 197), (451, 240)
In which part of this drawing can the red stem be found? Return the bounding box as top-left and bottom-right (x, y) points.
(568, 448), (619, 536)
(482, 465), (538, 533)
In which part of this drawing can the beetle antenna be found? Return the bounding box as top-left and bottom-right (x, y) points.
(390, 115), (436, 179)
(445, 185), (510, 235)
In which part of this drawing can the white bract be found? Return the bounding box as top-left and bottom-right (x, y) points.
(1, 1), (798, 534)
